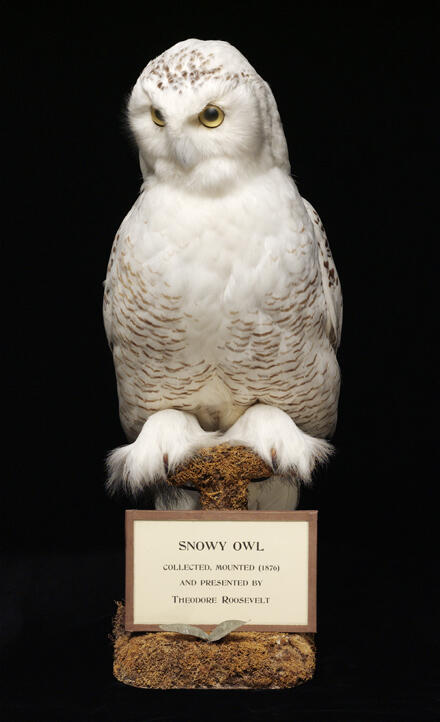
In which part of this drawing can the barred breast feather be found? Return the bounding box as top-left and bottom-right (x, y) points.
(103, 167), (341, 443)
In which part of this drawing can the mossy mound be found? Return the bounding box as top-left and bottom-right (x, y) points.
(167, 443), (272, 509)
(113, 603), (315, 690)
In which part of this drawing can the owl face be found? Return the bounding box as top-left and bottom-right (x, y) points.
(127, 39), (288, 194)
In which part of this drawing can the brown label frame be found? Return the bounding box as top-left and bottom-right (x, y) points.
(125, 509), (317, 633)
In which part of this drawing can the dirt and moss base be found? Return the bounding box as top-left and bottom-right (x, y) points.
(167, 443), (273, 509)
(114, 445), (313, 689)
(113, 603), (315, 690)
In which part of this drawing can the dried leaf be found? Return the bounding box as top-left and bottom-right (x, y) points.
(207, 619), (247, 642)
(159, 623), (209, 640)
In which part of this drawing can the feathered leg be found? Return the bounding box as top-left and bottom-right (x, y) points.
(106, 409), (219, 497)
(223, 403), (333, 485)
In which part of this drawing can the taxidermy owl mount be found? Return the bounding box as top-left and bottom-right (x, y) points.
(103, 39), (342, 510)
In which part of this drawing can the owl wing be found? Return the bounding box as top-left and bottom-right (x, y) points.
(102, 231), (121, 350)
(302, 198), (342, 351)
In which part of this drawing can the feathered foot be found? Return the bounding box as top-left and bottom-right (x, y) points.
(222, 403), (333, 484)
(106, 409), (219, 498)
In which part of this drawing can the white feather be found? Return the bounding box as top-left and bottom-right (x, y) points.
(103, 39), (342, 505)
(223, 404), (333, 484)
(106, 409), (219, 495)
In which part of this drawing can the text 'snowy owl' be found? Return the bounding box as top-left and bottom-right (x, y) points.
(103, 39), (342, 510)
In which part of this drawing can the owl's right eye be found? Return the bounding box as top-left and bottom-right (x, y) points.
(151, 107), (165, 126)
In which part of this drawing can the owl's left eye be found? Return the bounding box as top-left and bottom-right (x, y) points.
(198, 105), (225, 128)
(151, 107), (165, 126)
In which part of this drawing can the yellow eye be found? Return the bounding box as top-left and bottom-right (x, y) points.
(198, 105), (225, 128)
(151, 107), (165, 126)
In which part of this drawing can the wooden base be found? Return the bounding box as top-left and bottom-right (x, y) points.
(113, 603), (315, 690)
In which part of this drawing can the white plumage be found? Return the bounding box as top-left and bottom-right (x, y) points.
(103, 39), (342, 508)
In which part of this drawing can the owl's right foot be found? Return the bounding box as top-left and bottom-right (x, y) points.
(106, 409), (219, 496)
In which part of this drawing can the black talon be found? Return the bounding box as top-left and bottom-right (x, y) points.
(270, 448), (278, 472)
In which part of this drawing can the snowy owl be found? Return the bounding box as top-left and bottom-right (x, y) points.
(103, 39), (342, 510)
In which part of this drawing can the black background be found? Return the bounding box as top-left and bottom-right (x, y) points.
(2, 2), (438, 720)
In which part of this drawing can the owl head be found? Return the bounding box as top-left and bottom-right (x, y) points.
(127, 39), (290, 194)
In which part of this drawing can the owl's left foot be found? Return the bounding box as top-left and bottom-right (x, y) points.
(222, 403), (333, 484)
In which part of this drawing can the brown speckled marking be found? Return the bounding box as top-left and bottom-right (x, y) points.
(142, 42), (242, 92)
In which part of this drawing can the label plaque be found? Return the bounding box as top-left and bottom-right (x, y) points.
(125, 510), (317, 632)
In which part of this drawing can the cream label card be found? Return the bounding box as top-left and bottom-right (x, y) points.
(125, 510), (317, 632)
